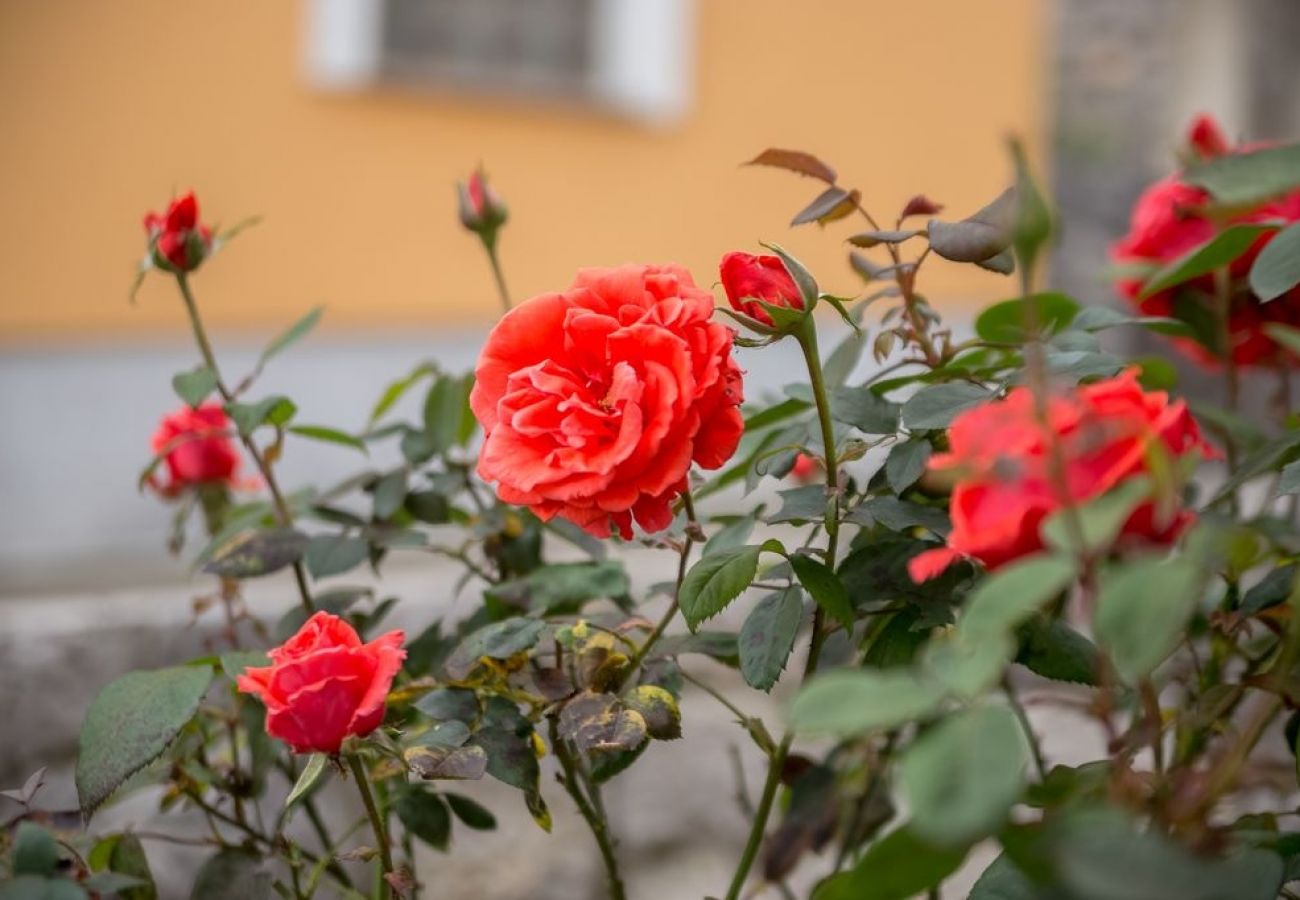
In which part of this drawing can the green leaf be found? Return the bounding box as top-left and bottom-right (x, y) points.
(739, 587), (804, 692)
(1185, 143), (1300, 207)
(769, 485), (829, 525)
(885, 438), (931, 494)
(1015, 618), (1100, 685)
(370, 469), (408, 520)
(927, 187), (1016, 263)
(812, 827), (968, 900)
(190, 849), (272, 900)
(77, 665), (214, 814)
(1140, 224), (1276, 298)
(680, 543), (769, 630)
(922, 630), (1014, 699)
(485, 561), (630, 617)
(902, 382), (994, 429)
(1041, 478), (1152, 557)
(414, 688), (479, 722)
(0, 877), (88, 900)
(99, 833), (156, 900)
(369, 361), (436, 424)
(172, 367), (218, 408)
(1009, 139), (1053, 274)
(259, 306), (322, 368)
(851, 496), (950, 536)
(203, 528), (307, 579)
(789, 554), (853, 630)
(284, 754), (328, 809)
(218, 651), (268, 683)
(1250, 221), (1300, 301)
(1242, 565), (1298, 615)
(968, 853), (1038, 900)
(13, 822), (60, 876)
(791, 669), (947, 736)
(1265, 323), (1300, 357)
(1279, 460), (1300, 496)
(226, 395), (297, 437)
(975, 293), (1080, 343)
(423, 373), (474, 454)
(830, 386), (900, 434)
(446, 793), (497, 830)
(958, 554), (1076, 641)
(444, 618), (546, 680)
(903, 703), (1026, 846)
(303, 534), (369, 579)
(1095, 556), (1202, 684)
(703, 515), (757, 558)
(287, 424), (367, 452)
(395, 789), (452, 850)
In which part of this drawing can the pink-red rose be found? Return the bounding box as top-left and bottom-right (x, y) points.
(471, 263), (745, 539)
(143, 192), (213, 273)
(149, 404), (241, 496)
(1113, 114), (1300, 367)
(908, 370), (1216, 583)
(458, 168), (508, 234)
(237, 612), (406, 754)
(719, 252), (804, 327)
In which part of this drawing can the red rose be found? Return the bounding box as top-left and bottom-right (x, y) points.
(790, 453), (820, 483)
(1113, 115), (1300, 367)
(458, 168), (508, 234)
(719, 252), (804, 326)
(149, 404), (241, 496)
(471, 263), (744, 539)
(143, 192), (213, 273)
(908, 370), (1215, 583)
(237, 612), (406, 754)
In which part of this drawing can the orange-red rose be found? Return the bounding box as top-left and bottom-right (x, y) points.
(471, 264), (744, 539)
(144, 192), (213, 273)
(1113, 114), (1300, 367)
(237, 612), (406, 754)
(908, 370), (1215, 582)
(719, 251), (804, 326)
(149, 404), (241, 497)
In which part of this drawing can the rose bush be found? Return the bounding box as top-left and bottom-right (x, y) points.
(6, 117), (1300, 900)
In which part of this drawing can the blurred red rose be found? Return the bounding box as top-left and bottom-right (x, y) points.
(458, 167), (508, 234)
(790, 453), (820, 483)
(719, 252), (804, 327)
(149, 404), (241, 496)
(471, 263), (744, 539)
(143, 192), (213, 273)
(1113, 115), (1300, 367)
(237, 612), (406, 754)
(908, 370), (1216, 583)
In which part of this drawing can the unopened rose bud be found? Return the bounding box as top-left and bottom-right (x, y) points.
(719, 251), (805, 327)
(143, 192), (213, 273)
(1187, 114), (1230, 160)
(900, 194), (944, 220)
(457, 167), (508, 236)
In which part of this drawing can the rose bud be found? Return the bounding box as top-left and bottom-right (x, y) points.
(237, 612), (406, 754)
(1187, 113), (1230, 160)
(457, 167), (508, 236)
(907, 370), (1217, 583)
(719, 251), (805, 327)
(900, 194), (944, 220)
(143, 192), (213, 273)
(149, 404), (242, 497)
(790, 453), (820, 483)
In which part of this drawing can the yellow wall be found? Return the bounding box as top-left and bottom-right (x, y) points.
(0, 1), (1045, 343)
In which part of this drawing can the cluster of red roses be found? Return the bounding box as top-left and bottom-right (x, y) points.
(146, 116), (1285, 754)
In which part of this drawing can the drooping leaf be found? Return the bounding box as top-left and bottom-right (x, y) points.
(791, 669), (946, 735)
(739, 587), (804, 692)
(745, 148), (837, 184)
(77, 665), (214, 814)
(902, 703), (1027, 845)
(927, 187), (1016, 263)
(791, 186), (859, 226)
(621, 685), (682, 740)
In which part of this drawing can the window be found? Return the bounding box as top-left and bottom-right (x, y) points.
(304, 0), (694, 125)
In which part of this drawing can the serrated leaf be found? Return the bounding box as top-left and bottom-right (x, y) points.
(77, 666), (214, 814)
(770, 485), (829, 525)
(679, 543), (773, 630)
(739, 587), (803, 692)
(703, 515), (757, 558)
(902, 382), (993, 429)
(831, 385), (900, 434)
(746, 148), (837, 184)
(789, 555), (853, 630)
(303, 534), (369, 579)
(172, 367), (218, 408)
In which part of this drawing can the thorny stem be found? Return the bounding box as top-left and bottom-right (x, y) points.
(549, 719), (627, 900)
(725, 317), (841, 900)
(347, 755), (395, 900)
(175, 273), (315, 615)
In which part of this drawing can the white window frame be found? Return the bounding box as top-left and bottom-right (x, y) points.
(302, 0), (694, 126)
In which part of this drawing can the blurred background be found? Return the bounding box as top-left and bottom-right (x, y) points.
(2, 0), (1299, 894)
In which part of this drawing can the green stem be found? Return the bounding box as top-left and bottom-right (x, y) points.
(347, 756), (394, 900)
(175, 273), (315, 615)
(725, 319), (841, 900)
(1003, 676), (1047, 780)
(484, 237), (512, 313)
(549, 720), (627, 900)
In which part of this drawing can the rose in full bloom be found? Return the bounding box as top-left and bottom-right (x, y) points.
(719, 251), (804, 326)
(458, 167), (508, 235)
(471, 264), (744, 539)
(908, 370), (1216, 583)
(149, 404), (241, 497)
(143, 192), (213, 273)
(237, 612), (406, 754)
(1113, 114), (1300, 367)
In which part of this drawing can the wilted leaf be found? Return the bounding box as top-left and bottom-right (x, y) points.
(927, 188), (1016, 263)
(444, 618), (546, 680)
(204, 528), (307, 579)
(405, 744), (489, 781)
(791, 187), (860, 226)
(557, 692), (647, 756)
(622, 685), (682, 740)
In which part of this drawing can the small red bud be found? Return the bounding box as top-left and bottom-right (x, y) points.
(457, 167), (508, 236)
(900, 194), (944, 220)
